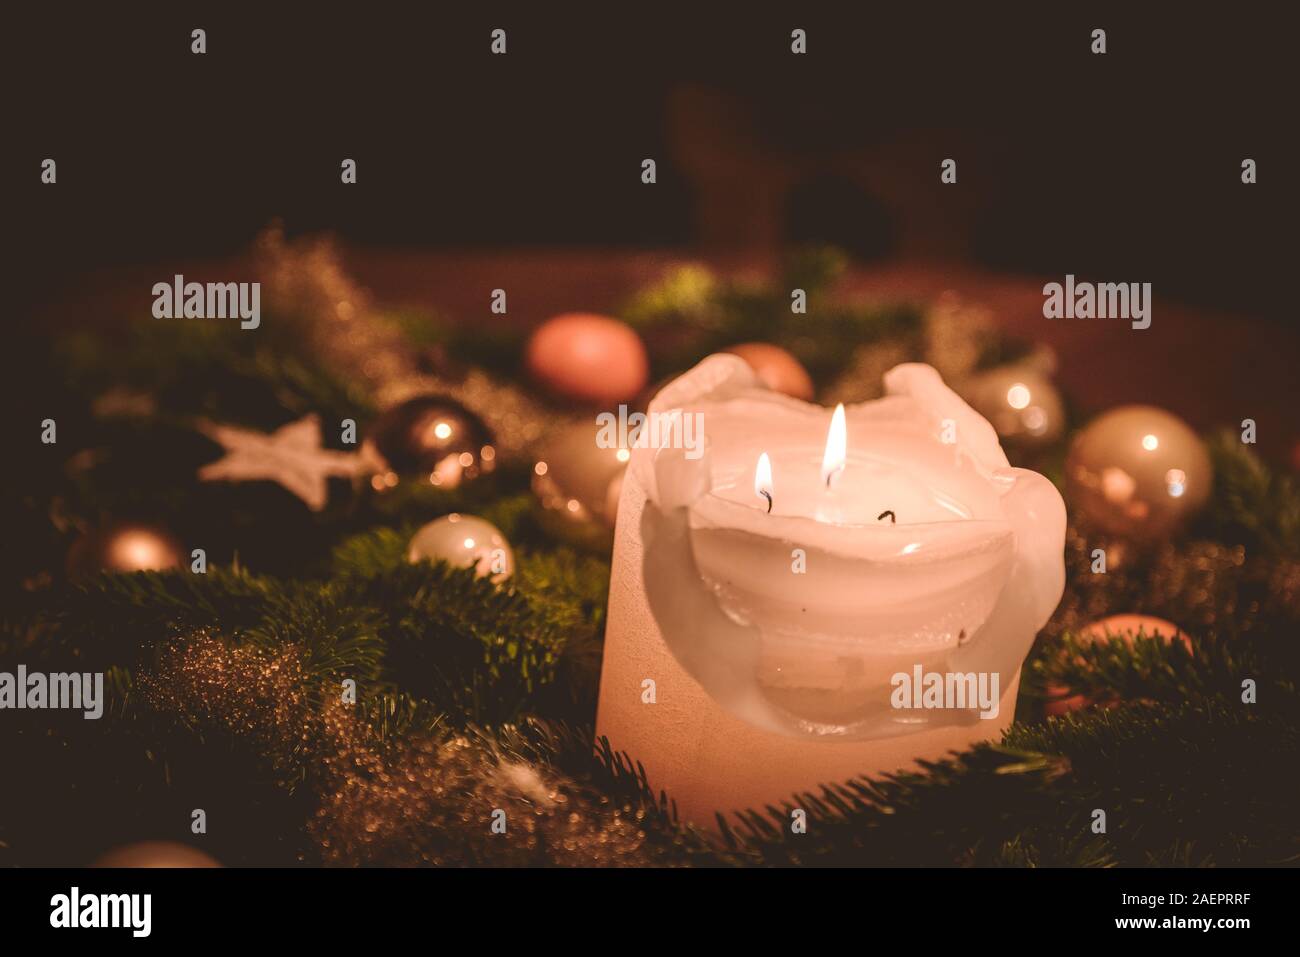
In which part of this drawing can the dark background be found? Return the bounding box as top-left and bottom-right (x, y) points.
(6, 4), (1295, 321)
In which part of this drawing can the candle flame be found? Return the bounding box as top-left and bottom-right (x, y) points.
(821, 403), (847, 488)
(755, 452), (774, 512)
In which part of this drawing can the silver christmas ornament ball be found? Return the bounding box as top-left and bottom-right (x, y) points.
(1065, 405), (1211, 540)
(407, 513), (514, 581)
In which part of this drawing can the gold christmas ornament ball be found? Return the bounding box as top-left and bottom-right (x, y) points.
(723, 342), (815, 401)
(363, 395), (496, 490)
(1065, 405), (1212, 538)
(1045, 614), (1192, 716)
(525, 312), (649, 405)
(408, 513), (514, 581)
(961, 366), (1064, 446)
(532, 420), (631, 549)
(93, 841), (221, 868)
(66, 523), (185, 579)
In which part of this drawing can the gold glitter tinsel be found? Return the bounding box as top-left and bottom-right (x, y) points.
(822, 291), (998, 406)
(922, 290), (998, 383)
(137, 636), (324, 779)
(137, 633), (659, 865)
(311, 733), (656, 866)
(254, 223), (558, 461)
(821, 339), (913, 406)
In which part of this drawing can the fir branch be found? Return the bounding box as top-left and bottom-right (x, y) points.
(687, 700), (1300, 867)
(243, 585), (387, 683)
(619, 254), (919, 386)
(356, 690), (448, 744)
(329, 524), (413, 579)
(331, 524), (610, 724)
(342, 560), (568, 725)
(38, 566), (283, 670)
(1200, 429), (1300, 556)
(56, 318), (373, 431)
(1023, 626), (1267, 710)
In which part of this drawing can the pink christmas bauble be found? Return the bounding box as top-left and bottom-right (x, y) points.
(526, 313), (649, 406)
(724, 342), (815, 401)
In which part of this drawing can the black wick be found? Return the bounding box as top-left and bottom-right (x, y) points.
(760, 490), (773, 514)
(825, 467), (842, 489)
(877, 510), (896, 524)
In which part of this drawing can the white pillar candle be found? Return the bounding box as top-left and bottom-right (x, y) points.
(596, 355), (1065, 825)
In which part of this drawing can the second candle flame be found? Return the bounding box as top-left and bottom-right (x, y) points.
(754, 452), (774, 513)
(821, 403), (847, 488)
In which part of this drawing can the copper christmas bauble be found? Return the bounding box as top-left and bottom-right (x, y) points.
(93, 841), (220, 868)
(532, 420), (631, 549)
(1045, 614), (1192, 716)
(723, 342), (815, 401)
(525, 313), (649, 405)
(1065, 405), (1211, 539)
(66, 523), (185, 579)
(363, 395), (496, 490)
(962, 365), (1064, 447)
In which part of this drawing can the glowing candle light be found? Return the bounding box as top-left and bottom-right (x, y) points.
(821, 403), (847, 488)
(754, 452), (774, 513)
